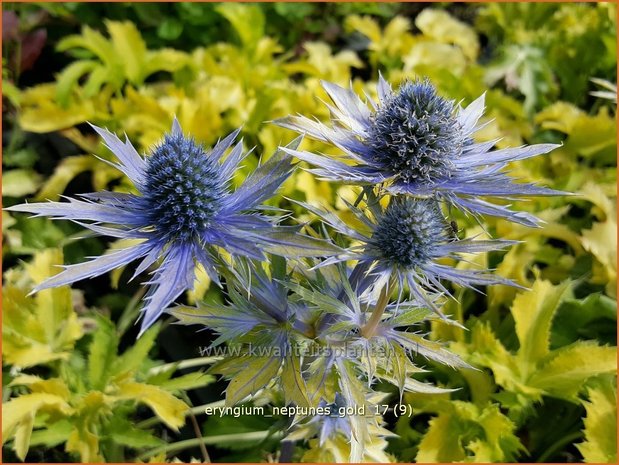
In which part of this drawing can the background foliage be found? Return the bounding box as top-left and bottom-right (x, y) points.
(2, 2), (617, 463)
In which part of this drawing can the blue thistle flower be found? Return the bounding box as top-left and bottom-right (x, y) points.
(368, 80), (463, 185)
(276, 76), (562, 227)
(6, 119), (323, 336)
(297, 194), (518, 312)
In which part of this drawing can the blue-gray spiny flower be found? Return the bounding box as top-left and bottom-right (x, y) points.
(6, 119), (334, 336)
(276, 76), (562, 227)
(297, 194), (518, 312)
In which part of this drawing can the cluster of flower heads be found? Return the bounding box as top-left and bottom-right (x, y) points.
(8, 76), (562, 460)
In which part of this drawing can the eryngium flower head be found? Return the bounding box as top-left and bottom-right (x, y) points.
(301, 195), (516, 312)
(276, 76), (562, 227)
(7, 119), (299, 335)
(372, 197), (445, 268)
(368, 80), (463, 185)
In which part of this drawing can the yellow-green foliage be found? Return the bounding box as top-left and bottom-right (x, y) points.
(451, 281), (616, 415)
(577, 380), (617, 463)
(3, 249), (82, 368)
(2, 254), (214, 461)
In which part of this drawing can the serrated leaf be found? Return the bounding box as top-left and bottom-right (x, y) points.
(512, 280), (572, 370)
(117, 381), (188, 430)
(108, 417), (163, 448)
(529, 342), (617, 401)
(18, 84), (96, 132)
(416, 401), (524, 462)
(88, 317), (119, 390)
(112, 323), (159, 379)
(2, 393), (73, 460)
(3, 249), (82, 368)
(28, 420), (72, 448)
(451, 322), (542, 400)
(10, 375), (71, 399)
(577, 380), (617, 463)
(582, 218), (617, 298)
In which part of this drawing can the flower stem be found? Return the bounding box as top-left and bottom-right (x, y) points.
(146, 356), (221, 377)
(360, 279), (393, 338)
(188, 408), (211, 463)
(137, 431), (281, 461)
(536, 430), (582, 463)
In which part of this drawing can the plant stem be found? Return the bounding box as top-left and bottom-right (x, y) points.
(188, 409), (211, 463)
(137, 431), (281, 461)
(117, 286), (147, 337)
(536, 430), (582, 463)
(147, 356), (221, 377)
(137, 400), (225, 429)
(360, 279), (393, 339)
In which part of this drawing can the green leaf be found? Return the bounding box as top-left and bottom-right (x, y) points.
(552, 294), (617, 348)
(112, 323), (159, 379)
(581, 217), (617, 298)
(215, 4), (265, 51)
(18, 84), (96, 133)
(415, 9), (479, 60)
(117, 381), (188, 430)
(34, 155), (94, 201)
(157, 18), (183, 41)
(144, 49), (189, 75)
(2, 169), (42, 197)
(577, 379), (617, 463)
(28, 420), (72, 448)
(57, 27), (116, 64)
(106, 20), (147, 84)
(416, 401), (524, 462)
(2, 393), (73, 460)
(82, 65), (110, 98)
(12, 411), (35, 461)
(566, 107), (617, 162)
(529, 342), (617, 401)
(88, 317), (119, 390)
(55, 60), (97, 107)
(3, 249), (82, 368)
(485, 44), (557, 113)
(3, 80), (21, 107)
(512, 280), (572, 370)
(108, 417), (163, 448)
